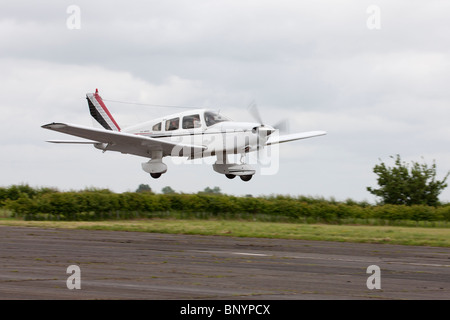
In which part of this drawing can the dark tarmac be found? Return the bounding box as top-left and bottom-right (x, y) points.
(0, 226), (449, 300)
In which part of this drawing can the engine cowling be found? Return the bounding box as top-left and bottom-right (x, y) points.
(142, 160), (167, 174)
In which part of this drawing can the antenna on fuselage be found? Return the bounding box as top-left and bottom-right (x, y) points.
(101, 99), (201, 110)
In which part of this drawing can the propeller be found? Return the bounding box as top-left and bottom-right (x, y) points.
(247, 101), (289, 165)
(272, 118), (290, 134)
(248, 100), (264, 126)
(247, 101), (290, 136)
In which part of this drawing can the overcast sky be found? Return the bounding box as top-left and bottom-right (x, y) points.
(1, 0), (450, 202)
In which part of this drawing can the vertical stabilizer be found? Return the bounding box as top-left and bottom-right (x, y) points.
(86, 89), (121, 131)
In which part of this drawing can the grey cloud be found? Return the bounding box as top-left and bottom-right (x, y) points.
(1, 0), (450, 201)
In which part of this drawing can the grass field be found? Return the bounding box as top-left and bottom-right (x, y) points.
(1, 218), (449, 247)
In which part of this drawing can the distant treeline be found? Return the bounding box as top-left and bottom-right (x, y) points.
(1, 185), (450, 225)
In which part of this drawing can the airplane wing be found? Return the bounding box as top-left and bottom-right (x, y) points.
(42, 122), (206, 158)
(266, 131), (327, 146)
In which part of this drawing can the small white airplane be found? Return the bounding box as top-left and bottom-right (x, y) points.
(42, 89), (326, 181)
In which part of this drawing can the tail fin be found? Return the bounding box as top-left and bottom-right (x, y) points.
(86, 89), (121, 131)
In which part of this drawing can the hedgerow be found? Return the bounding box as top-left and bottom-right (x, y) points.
(1, 185), (449, 224)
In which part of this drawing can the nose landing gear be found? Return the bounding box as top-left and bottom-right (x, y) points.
(213, 161), (255, 182)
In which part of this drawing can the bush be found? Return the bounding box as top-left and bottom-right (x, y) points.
(1, 185), (449, 223)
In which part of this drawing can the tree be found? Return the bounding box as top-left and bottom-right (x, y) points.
(161, 186), (176, 194)
(200, 186), (222, 194)
(135, 184), (152, 193)
(367, 154), (449, 206)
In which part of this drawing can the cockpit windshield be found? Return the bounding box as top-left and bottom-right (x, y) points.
(204, 111), (230, 127)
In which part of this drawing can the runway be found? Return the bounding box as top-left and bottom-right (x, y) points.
(0, 226), (449, 300)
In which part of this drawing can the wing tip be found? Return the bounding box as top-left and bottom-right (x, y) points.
(42, 122), (67, 129)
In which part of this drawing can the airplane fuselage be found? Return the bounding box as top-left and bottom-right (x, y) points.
(123, 109), (269, 159)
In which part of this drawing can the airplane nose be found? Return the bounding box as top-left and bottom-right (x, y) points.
(252, 125), (275, 135)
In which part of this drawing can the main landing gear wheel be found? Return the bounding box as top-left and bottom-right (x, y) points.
(240, 175), (253, 182)
(225, 174), (236, 179)
(150, 173), (162, 179)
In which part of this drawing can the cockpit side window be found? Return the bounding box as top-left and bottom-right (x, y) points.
(152, 122), (161, 131)
(204, 111), (229, 127)
(165, 117), (179, 131)
(182, 114), (201, 129)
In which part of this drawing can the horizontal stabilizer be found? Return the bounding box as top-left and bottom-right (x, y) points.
(46, 140), (99, 144)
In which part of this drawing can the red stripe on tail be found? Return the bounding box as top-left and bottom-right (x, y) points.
(93, 89), (121, 131)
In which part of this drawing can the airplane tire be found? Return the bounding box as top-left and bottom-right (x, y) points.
(225, 174), (236, 179)
(240, 175), (252, 182)
(150, 173), (162, 179)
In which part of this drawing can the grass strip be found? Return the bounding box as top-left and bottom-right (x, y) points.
(1, 218), (449, 247)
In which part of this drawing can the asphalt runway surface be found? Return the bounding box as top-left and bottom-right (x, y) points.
(0, 226), (449, 300)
